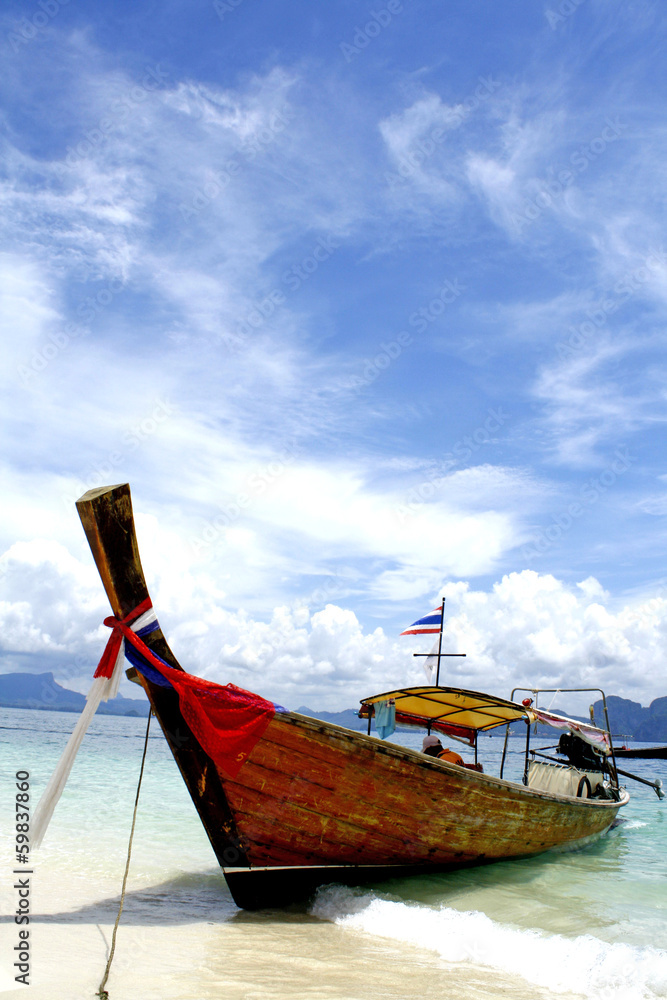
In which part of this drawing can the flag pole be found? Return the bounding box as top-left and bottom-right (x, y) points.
(407, 599), (465, 683)
(435, 598), (445, 686)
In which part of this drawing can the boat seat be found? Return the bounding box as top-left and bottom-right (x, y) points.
(527, 760), (607, 798)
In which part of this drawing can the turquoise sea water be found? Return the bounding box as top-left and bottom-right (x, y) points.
(1, 707), (666, 1000)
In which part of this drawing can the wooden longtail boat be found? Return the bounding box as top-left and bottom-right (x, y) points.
(76, 484), (630, 910)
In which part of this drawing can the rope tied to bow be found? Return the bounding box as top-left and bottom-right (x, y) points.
(31, 599), (158, 849)
(96, 709), (152, 999)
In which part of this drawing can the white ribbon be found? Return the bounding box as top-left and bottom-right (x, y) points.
(31, 608), (157, 848)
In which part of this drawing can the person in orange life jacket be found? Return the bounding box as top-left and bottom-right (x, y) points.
(422, 734), (463, 765)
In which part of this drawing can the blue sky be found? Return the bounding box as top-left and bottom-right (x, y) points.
(2, 0), (667, 710)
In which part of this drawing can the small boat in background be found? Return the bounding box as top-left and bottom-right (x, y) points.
(614, 746), (667, 760)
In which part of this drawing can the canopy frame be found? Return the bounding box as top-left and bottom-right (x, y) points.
(359, 685), (528, 747)
(499, 686), (619, 788)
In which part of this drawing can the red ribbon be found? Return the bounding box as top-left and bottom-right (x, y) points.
(92, 597), (276, 776)
(94, 597), (154, 679)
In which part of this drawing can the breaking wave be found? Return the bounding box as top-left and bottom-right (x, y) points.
(312, 886), (667, 1000)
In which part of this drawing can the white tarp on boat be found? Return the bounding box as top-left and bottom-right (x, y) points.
(525, 707), (611, 754)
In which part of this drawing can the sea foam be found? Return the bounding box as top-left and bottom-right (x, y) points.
(312, 886), (667, 1000)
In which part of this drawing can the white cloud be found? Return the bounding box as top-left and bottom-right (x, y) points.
(465, 153), (518, 228)
(0, 255), (62, 377)
(379, 94), (463, 163)
(531, 338), (666, 467)
(3, 544), (667, 711)
(464, 105), (573, 234)
(637, 495), (667, 516)
(435, 571), (667, 708)
(0, 539), (104, 666)
(141, 452), (526, 608)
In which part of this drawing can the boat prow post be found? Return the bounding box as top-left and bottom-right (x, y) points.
(76, 483), (181, 670)
(76, 482), (251, 870)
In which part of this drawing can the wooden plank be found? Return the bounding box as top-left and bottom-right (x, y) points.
(215, 713), (620, 866)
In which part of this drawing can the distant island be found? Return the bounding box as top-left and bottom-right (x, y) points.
(1, 673), (666, 740)
(597, 694), (667, 742)
(0, 672), (150, 717)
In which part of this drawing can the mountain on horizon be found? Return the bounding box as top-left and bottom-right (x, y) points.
(593, 695), (667, 742)
(1, 673), (665, 740)
(295, 705), (368, 730)
(0, 671), (149, 717)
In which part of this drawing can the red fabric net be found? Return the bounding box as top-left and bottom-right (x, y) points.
(163, 669), (276, 777)
(100, 609), (276, 777)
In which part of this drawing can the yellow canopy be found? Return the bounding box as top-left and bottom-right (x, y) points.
(359, 685), (527, 738)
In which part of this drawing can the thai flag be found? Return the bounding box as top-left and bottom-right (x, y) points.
(400, 604), (443, 635)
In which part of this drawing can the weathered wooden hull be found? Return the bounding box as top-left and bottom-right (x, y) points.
(134, 671), (627, 907)
(76, 484), (628, 910)
(222, 711), (624, 867)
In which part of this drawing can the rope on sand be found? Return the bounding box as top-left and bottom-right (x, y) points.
(96, 710), (152, 999)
